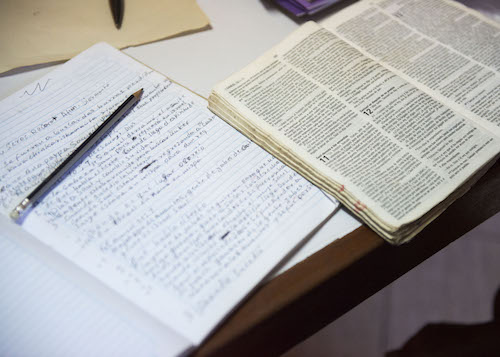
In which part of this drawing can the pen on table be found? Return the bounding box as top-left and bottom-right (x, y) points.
(110, 0), (124, 29)
(9, 88), (143, 221)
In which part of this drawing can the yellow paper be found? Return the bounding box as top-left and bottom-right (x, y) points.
(0, 0), (210, 74)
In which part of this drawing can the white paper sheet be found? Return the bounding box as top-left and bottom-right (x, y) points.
(273, 208), (361, 276)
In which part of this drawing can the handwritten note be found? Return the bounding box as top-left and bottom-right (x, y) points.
(0, 43), (336, 343)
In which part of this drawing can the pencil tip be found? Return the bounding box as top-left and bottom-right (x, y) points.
(133, 88), (143, 99)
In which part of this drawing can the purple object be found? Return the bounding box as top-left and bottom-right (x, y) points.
(274, 0), (342, 17)
(294, 0), (336, 11)
(274, 0), (307, 16)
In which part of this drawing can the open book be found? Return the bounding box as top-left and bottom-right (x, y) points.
(209, 0), (500, 244)
(0, 43), (336, 355)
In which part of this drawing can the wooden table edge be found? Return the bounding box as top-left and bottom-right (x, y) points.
(195, 159), (500, 357)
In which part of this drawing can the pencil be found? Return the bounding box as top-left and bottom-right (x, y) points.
(10, 88), (143, 220)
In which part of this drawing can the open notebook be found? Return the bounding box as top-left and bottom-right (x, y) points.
(0, 43), (338, 355)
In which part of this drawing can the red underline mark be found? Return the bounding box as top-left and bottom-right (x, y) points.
(354, 200), (367, 211)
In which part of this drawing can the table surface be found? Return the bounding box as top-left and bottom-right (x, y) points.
(1, 1), (498, 356)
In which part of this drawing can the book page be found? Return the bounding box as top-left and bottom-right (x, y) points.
(0, 43), (336, 343)
(210, 22), (500, 231)
(322, 0), (500, 137)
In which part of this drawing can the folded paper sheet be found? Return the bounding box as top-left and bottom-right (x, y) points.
(0, 0), (210, 74)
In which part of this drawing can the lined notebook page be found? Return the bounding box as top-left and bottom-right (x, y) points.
(0, 217), (191, 357)
(0, 43), (336, 343)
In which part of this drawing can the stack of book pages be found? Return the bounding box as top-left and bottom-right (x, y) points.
(209, 0), (500, 244)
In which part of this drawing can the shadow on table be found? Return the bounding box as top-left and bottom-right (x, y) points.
(387, 287), (500, 357)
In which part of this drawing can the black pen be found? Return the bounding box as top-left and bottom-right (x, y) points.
(10, 89), (143, 220)
(110, 0), (124, 29)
